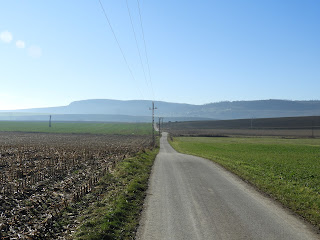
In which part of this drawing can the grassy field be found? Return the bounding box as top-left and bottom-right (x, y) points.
(170, 136), (320, 228)
(0, 121), (152, 135)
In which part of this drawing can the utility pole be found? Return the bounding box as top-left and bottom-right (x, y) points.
(161, 117), (164, 131)
(312, 120), (314, 138)
(49, 115), (52, 128)
(149, 101), (157, 146)
(158, 117), (162, 137)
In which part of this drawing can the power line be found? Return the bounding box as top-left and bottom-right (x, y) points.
(98, 0), (144, 99)
(98, 0), (156, 140)
(125, 0), (149, 91)
(135, 0), (157, 141)
(136, 0), (155, 100)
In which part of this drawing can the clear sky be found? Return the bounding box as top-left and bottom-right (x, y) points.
(1, 0), (319, 110)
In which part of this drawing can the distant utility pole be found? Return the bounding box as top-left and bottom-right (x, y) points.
(158, 117), (163, 137)
(161, 117), (164, 131)
(149, 101), (157, 146)
(49, 115), (52, 128)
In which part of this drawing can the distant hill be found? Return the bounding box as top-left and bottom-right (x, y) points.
(193, 100), (320, 119)
(5, 99), (198, 117)
(1, 99), (320, 122)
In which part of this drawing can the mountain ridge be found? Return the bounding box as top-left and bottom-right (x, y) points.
(1, 99), (320, 122)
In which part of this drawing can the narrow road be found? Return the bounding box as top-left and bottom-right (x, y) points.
(136, 133), (319, 240)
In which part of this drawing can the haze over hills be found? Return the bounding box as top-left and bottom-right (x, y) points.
(1, 99), (320, 122)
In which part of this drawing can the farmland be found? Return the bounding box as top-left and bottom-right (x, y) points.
(169, 136), (320, 229)
(0, 121), (152, 135)
(165, 116), (320, 138)
(0, 131), (155, 239)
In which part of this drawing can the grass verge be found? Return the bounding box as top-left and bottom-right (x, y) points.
(169, 136), (320, 229)
(72, 147), (159, 240)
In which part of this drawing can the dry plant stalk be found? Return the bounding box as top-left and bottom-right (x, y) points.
(0, 132), (152, 239)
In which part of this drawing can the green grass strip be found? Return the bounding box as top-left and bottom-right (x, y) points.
(169, 136), (320, 229)
(0, 121), (152, 135)
(73, 148), (159, 240)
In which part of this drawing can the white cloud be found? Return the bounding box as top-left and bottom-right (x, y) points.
(0, 31), (13, 43)
(16, 40), (25, 49)
(1, 30), (42, 58)
(28, 45), (42, 58)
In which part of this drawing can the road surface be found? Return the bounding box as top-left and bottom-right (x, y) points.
(136, 132), (319, 240)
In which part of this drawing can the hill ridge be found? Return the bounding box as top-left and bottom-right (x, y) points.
(1, 99), (320, 121)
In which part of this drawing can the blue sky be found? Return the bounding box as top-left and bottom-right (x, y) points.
(0, 0), (319, 110)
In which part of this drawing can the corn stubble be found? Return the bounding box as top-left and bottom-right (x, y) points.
(0, 132), (152, 239)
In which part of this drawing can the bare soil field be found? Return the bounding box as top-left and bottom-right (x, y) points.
(165, 116), (320, 138)
(0, 132), (152, 239)
(165, 116), (320, 129)
(168, 128), (320, 138)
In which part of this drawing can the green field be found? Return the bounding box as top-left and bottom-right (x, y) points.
(0, 121), (152, 135)
(170, 136), (320, 228)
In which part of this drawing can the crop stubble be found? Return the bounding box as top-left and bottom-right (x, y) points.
(0, 132), (152, 239)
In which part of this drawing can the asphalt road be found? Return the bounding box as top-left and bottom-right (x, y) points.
(136, 132), (319, 240)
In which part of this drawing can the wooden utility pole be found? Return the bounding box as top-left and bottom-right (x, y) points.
(149, 101), (157, 146)
(312, 120), (314, 138)
(49, 115), (52, 128)
(158, 117), (162, 137)
(161, 117), (164, 132)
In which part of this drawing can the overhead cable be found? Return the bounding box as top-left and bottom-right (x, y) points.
(125, 0), (149, 91)
(136, 0), (155, 100)
(98, 0), (144, 99)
